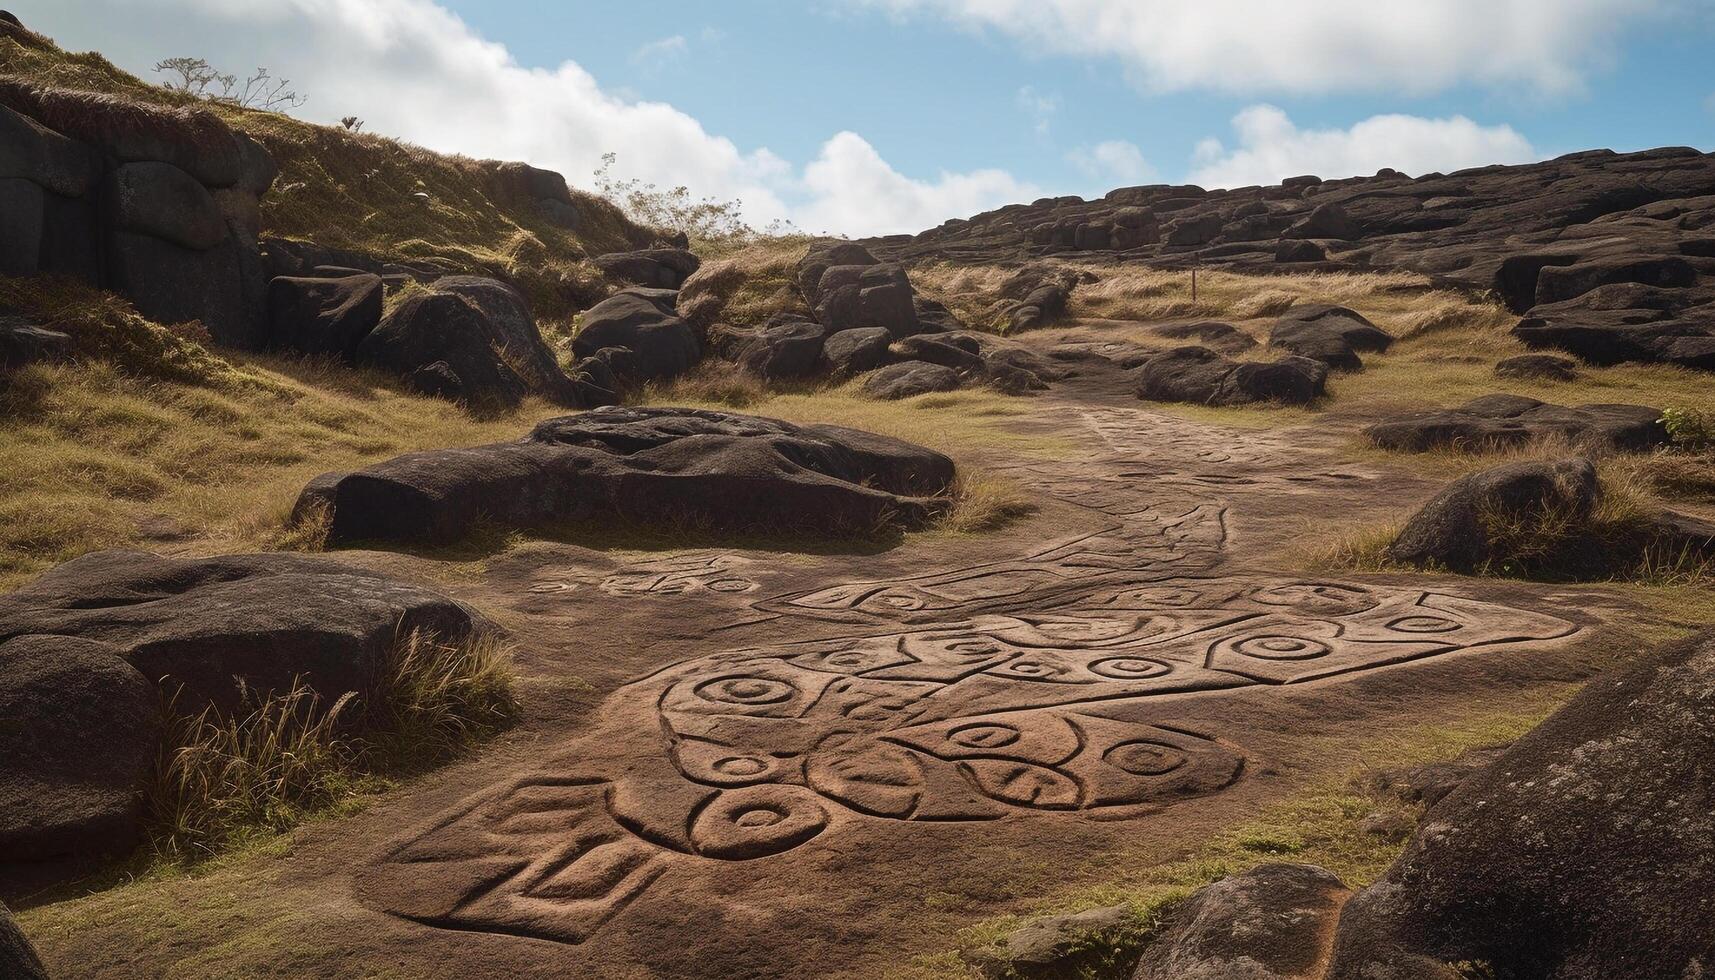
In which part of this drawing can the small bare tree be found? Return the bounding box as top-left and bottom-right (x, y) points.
(152, 57), (307, 111)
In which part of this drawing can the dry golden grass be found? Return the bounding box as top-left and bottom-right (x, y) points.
(0, 352), (566, 588)
(677, 239), (811, 328)
(149, 629), (516, 861)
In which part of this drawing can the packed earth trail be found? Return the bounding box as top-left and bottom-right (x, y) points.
(17, 352), (1632, 980)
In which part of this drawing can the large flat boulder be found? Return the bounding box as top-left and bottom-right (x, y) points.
(1365, 394), (1666, 453)
(297, 407), (956, 547)
(862, 360), (962, 400)
(1327, 630), (1715, 980)
(1135, 345), (1327, 407)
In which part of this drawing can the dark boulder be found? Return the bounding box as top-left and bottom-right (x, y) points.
(1493, 254), (1579, 313)
(913, 296), (965, 332)
(297, 407), (955, 546)
(0, 102), (98, 198)
(736, 315), (828, 381)
(1269, 305), (1393, 370)
(105, 161), (228, 251)
(1135, 346), (1327, 407)
(862, 360), (962, 400)
(1386, 457), (1598, 571)
(1494, 353), (1579, 381)
(1285, 201), (1361, 240)
(0, 551), (495, 719)
(796, 239), (878, 303)
(813, 262), (920, 337)
(1512, 316), (1715, 371)
(1327, 630), (1715, 980)
(433, 275), (588, 406)
(1164, 213), (1223, 247)
(355, 290), (528, 410)
(0, 901), (48, 980)
(1365, 395), (1666, 453)
(593, 248), (701, 290)
(0, 634), (159, 866)
(265, 274), (383, 359)
(106, 230), (254, 348)
(1133, 864), (1351, 980)
(1275, 240), (1327, 263)
(822, 326), (892, 378)
(1533, 255), (1697, 306)
(572, 289), (702, 383)
(0, 177), (42, 273)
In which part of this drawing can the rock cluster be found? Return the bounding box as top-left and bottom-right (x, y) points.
(873, 147), (1715, 372)
(0, 551), (496, 869)
(266, 271), (604, 410)
(296, 406), (957, 547)
(0, 77), (278, 346)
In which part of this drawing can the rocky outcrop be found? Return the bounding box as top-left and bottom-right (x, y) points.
(1135, 345), (1328, 407)
(1387, 457), (1599, 571)
(869, 147), (1715, 373)
(1365, 394), (1667, 453)
(0, 550), (495, 868)
(572, 288), (702, 383)
(1133, 864), (1351, 980)
(0, 79), (275, 347)
(796, 239), (922, 337)
(1327, 629), (1715, 980)
(296, 407), (956, 547)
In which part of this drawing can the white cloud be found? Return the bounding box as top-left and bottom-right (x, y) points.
(1067, 140), (1153, 186)
(29, 0), (1033, 236)
(1015, 85), (1059, 136)
(860, 0), (1662, 95)
(631, 34), (688, 69)
(1188, 105), (1537, 188)
(794, 132), (1042, 237)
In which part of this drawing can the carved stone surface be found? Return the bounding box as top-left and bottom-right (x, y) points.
(355, 403), (1577, 948)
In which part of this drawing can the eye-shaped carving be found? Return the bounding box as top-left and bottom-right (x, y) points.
(1222, 634), (1333, 661)
(1088, 657), (1173, 680)
(1386, 615), (1461, 634)
(694, 675), (797, 706)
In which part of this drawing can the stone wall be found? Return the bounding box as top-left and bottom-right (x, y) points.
(0, 79), (277, 347)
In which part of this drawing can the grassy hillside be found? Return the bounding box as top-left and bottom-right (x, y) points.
(0, 19), (656, 318)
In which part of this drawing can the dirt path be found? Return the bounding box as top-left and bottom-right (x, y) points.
(29, 360), (1631, 979)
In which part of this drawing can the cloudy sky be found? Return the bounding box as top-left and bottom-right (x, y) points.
(24, 0), (1715, 236)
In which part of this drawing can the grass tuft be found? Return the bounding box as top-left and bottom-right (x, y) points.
(146, 628), (517, 862)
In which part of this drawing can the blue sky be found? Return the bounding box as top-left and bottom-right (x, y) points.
(28, 0), (1715, 235)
